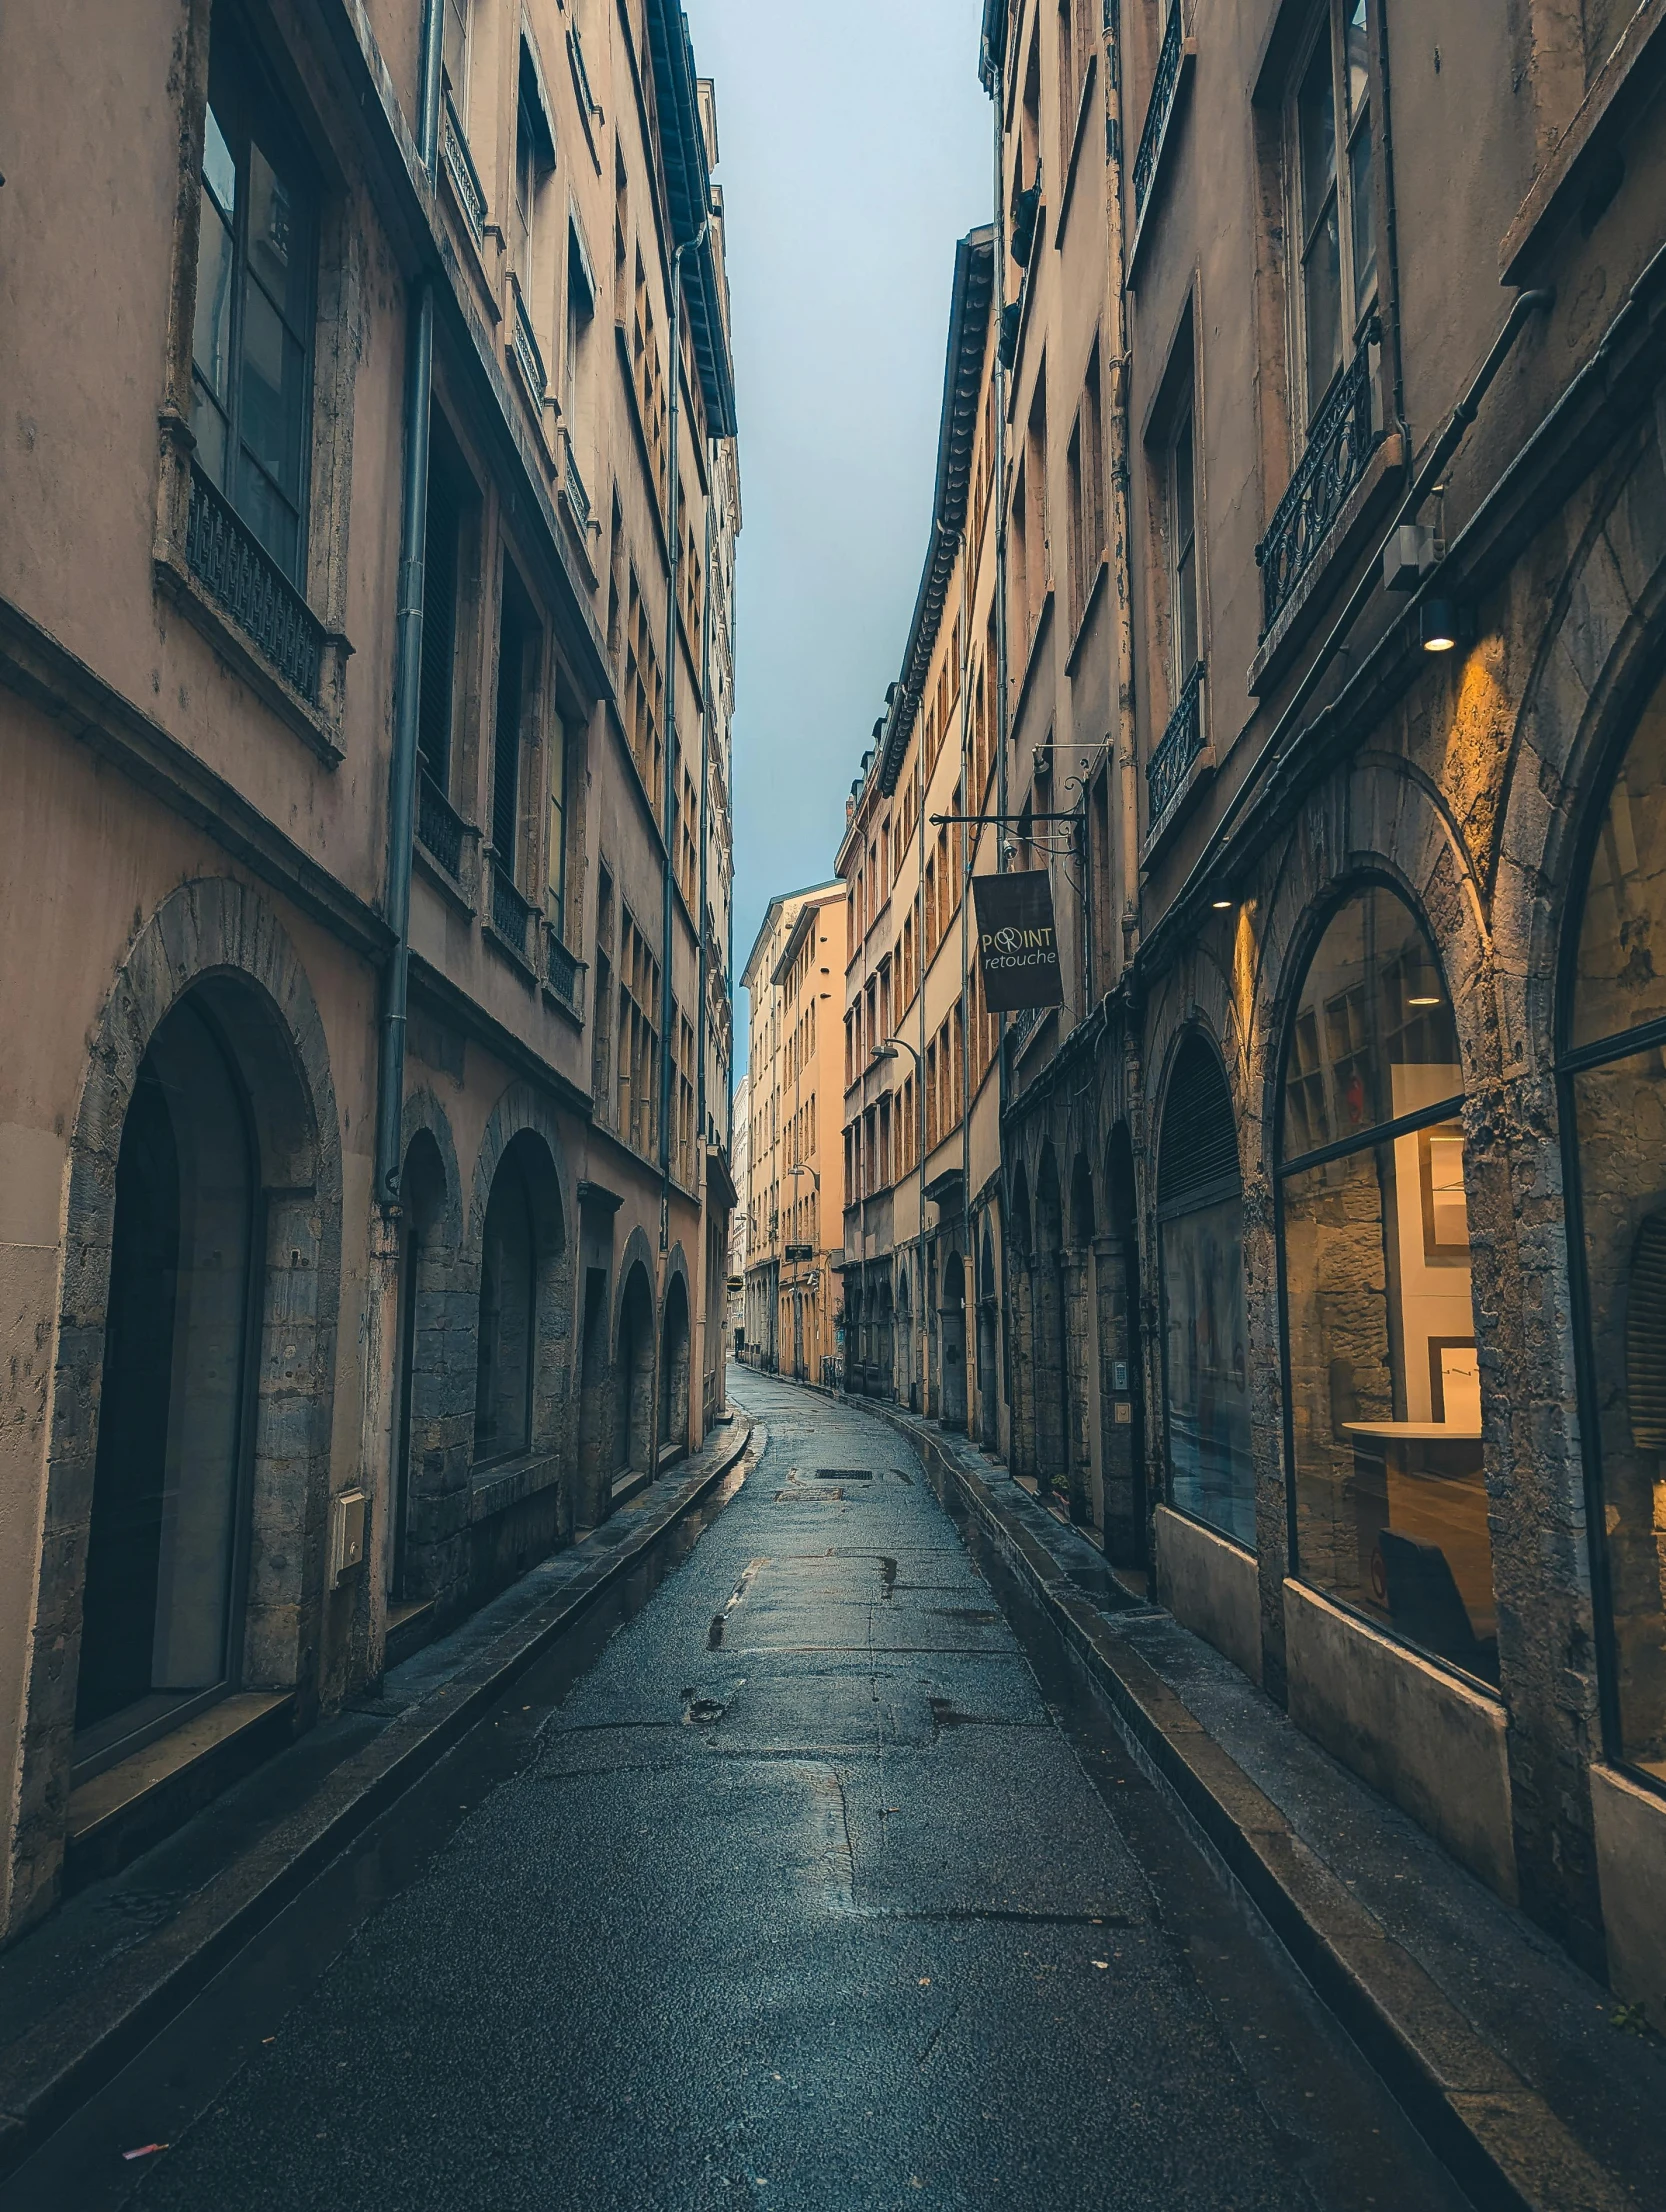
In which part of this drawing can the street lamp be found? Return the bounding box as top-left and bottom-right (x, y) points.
(872, 1037), (927, 1410)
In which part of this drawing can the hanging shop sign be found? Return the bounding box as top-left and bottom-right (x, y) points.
(972, 871), (1065, 1012)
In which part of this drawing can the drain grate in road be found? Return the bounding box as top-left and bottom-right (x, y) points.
(816, 1468), (873, 1481)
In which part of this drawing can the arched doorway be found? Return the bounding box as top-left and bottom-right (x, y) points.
(1035, 1146), (1068, 1499)
(75, 995), (259, 1767)
(941, 1253), (967, 1431)
(1104, 1124), (1147, 1566)
(616, 1262), (655, 1484)
(475, 1141), (539, 1465)
(1067, 1154), (1097, 1527)
(660, 1270), (691, 1461)
(1007, 1163), (1034, 1478)
(576, 1262), (610, 1525)
(390, 1128), (448, 1605)
(977, 1230), (999, 1453)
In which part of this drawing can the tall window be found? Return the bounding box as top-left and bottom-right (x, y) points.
(565, 214), (596, 425)
(191, 20), (318, 584)
(1158, 1034), (1253, 1545)
(1167, 396), (1200, 685)
(546, 707), (572, 940)
(1279, 888), (1494, 1684)
(418, 422), (468, 796)
(1288, 0), (1376, 427)
(442, 0), (472, 114)
(1566, 668), (1666, 1788)
(513, 48), (554, 285)
(1067, 345), (1105, 637)
(493, 572), (534, 884)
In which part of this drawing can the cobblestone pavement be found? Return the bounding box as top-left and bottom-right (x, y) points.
(26, 1373), (1468, 2211)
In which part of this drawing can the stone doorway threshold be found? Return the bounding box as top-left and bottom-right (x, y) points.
(65, 1693), (296, 1893)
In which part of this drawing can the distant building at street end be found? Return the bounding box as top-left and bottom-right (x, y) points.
(740, 885), (847, 1382)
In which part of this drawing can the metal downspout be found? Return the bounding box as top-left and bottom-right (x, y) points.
(989, 51), (1015, 1456)
(694, 453), (717, 1417)
(659, 220), (710, 1257)
(374, 1), (444, 1207)
(1102, 1), (1139, 978)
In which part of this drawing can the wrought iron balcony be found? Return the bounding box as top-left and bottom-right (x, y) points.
(442, 90), (487, 246)
(488, 856), (538, 967)
(1256, 331), (1382, 635)
(416, 773), (466, 881)
(185, 464), (323, 703)
(544, 929), (583, 1014)
(1132, 1), (1185, 229)
(1147, 659), (1206, 829)
(511, 284), (548, 406)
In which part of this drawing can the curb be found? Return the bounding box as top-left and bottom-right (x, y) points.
(809, 1382), (1632, 2212)
(0, 1416), (758, 2179)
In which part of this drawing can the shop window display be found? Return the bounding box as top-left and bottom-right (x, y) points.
(1567, 669), (1666, 1786)
(1279, 887), (1496, 1684)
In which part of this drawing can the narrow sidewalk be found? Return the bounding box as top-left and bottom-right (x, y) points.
(0, 1414), (756, 2179)
(775, 1375), (1665, 2212)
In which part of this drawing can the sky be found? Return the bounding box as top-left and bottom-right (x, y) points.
(683, 0), (993, 1073)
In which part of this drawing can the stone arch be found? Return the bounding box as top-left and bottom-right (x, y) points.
(976, 1224), (1000, 1452)
(467, 1093), (571, 1473)
(614, 1246), (657, 1486)
(941, 1250), (968, 1432)
(12, 877), (343, 1932)
(391, 1091), (467, 1606)
(659, 1246), (692, 1459)
(1006, 1161), (1034, 1477)
(1033, 1144), (1069, 1496)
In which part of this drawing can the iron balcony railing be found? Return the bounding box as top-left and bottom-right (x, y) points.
(512, 283), (548, 405)
(185, 463), (323, 703)
(1256, 329), (1382, 634)
(488, 856), (538, 965)
(1132, 1), (1185, 229)
(442, 89), (487, 246)
(544, 929), (582, 1013)
(1147, 659), (1206, 828)
(416, 773), (466, 880)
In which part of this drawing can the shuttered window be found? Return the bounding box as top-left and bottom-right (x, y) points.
(1157, 1033), (1241, 1219)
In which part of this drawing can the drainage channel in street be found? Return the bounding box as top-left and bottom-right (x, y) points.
(0, 1452), (756, 2212)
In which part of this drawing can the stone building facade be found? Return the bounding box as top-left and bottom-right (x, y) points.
(838, 227), (1006, 1450)
(0, 0), (738, 1938)
(739, 884), (846, 1384)
(828, 0), (1666, 2022)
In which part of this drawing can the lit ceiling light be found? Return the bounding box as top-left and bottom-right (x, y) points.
(1420, 597), (1459, 652)
(1407, 995), (1440, 1006)
(1211, 898), (1232, 911)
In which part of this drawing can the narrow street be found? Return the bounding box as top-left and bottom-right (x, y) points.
(13, 1373), (1467, 2212)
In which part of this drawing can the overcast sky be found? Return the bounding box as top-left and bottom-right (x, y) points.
(683, 0), (992, 1074)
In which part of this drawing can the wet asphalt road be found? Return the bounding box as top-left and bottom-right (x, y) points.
(12, 1373), (1470, 2211)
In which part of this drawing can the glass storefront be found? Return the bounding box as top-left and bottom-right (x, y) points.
(1278, 886), (1496, 1684)
(1159, 1034), (1254, 1547)
(1567, 669), (1666, 1786)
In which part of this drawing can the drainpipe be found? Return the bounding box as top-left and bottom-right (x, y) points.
(374, 0), (445, 1207)
(957, 554), (974, 1427)
(660, 218), (711, 1258)
(694, 454), (717, 1420)
(989, 45), (1016, 1455)
(1102, 1), (1139, 978)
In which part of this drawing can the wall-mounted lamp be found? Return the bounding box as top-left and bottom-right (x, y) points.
(1419, 597), (1462, 653)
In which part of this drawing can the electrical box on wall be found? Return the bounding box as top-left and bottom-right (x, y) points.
(330, 1489), (368, 1583)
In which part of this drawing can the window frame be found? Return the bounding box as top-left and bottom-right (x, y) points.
(1557, 662), (1666, 1799)
(1273, 877), (1496, 1689)
(190, 22), (320, 590)
(1283, 0), (1377, 439)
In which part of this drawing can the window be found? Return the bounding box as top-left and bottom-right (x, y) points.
(513, 47), (555, 284)
(493, 570), (535, 885)
(418, 421), (469, 796)
(1278, 888), (1494, 1684)
(191, 20), (319, 585)
(476, 1149), (536, 1464)
(1158, 1034), (1253, 1545)
(1288, 0), (1376, 427)
(546, 707), (572, 940)
(1566, 668), (1666, 1787)
(442, 0), (472, 112)
(565, 213), (597, 425)
(1067, 346), (1105, 635)
(1168, 397), (1200, 684)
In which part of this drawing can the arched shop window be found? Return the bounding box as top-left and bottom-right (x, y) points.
(1157, 1032), (1253, 1546)
(1565, 666), (1666, 1789)
(1277, 886), (1495, 1685)
(475, 1144), (537, 1464)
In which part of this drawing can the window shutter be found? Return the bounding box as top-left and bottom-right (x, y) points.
(1626, 1214), (1666, 1452)
(1157, 1034), (1241, 1218)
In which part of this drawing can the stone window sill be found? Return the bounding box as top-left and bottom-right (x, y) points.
(154, 546), (348, 767)
(470, 1449), (563, 1523)
(1248, 432), (1404, 699)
